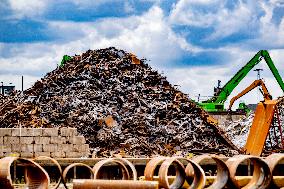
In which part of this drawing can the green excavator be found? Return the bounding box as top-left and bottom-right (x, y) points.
(198, 50), (284, 112)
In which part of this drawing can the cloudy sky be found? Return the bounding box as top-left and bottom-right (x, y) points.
(0, 0), (284, 109)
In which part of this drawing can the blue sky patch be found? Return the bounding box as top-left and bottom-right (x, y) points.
(0, 19), (53, 43)
(45, 1), (154, 22)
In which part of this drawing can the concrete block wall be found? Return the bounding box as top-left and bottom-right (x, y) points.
(0, 127), (90, 158)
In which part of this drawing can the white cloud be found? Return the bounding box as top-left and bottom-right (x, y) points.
(170, 0), (262, 40)
(47, 6), (201, 67)
(8, 0), (48, 18)
(170, 0), (222, 27)
(70, 0), (120, 8)
(0, 6), (200, 90)
(256, 1), (284, 47)
(124, 1), (135, 13)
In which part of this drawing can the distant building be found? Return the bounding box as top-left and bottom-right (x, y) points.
(0, 85), (15, 96)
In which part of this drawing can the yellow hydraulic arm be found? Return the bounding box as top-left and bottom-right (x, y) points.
(244, 99), (278, 156)
(228, 79), (272, 110)
(228, 79), (278, 156)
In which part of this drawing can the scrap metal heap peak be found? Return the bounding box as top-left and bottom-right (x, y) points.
(0, 47), (237, 157)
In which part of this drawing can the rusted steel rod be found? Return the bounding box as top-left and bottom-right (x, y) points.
(73, 179), (159, 189)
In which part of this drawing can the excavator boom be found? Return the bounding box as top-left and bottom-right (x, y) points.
(228, 79), (272, 110)
(199, 50), (284, 112)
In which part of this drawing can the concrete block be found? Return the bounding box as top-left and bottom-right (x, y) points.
(33, 144), (42, 152)
(73, 144), (90, 153)
(20, 137), (34, 144)
(20, 152), (34, 158)
(65, 152), (82, 158)
(43, 144), (57, 152)
(57, 144), (72, 152)
(60, 127), (77, 137)
(70, 136), (86, 144)
(2, 144), (11, 152)
(26, 128), (42, 136)
(34, 137), (50, 144)
(11, 128), (28, 136)
(42, 128), (58, 137)
(80, 151), (90, 158)
(21, 144), (34, 152)
(0, 128), (12, 136)
(34, 152), (50, 157)
(84, 144), (90, 152)
(50, 136), (66, 144)
(4, 137), (20, 144)
(11, 144), (21, 152)
(50, 151), (66, 158)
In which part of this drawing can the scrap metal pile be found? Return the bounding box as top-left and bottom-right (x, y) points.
(265, 97), (284, 153)
(0, 47), (237, 157)
(224, 97), (284, 154)
(224, 113), (254, 149)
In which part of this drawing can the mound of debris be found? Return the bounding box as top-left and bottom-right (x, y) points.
(224, 97), (284, 154)
(224, 113), (254, 149)
(0, 47), (237, 157)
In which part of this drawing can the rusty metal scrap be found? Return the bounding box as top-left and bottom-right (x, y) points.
(1, 155), (284, 188)
(0, 157), (50, 189)
(34, 156), (67, 189)
(63, 163), (94, 182)
(73, 180), (159, 189)
(265, 153), (284, 188)
(192, 154), (229, 189)
(0, 47), (237, 157)
(226, 155), (272, 189)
